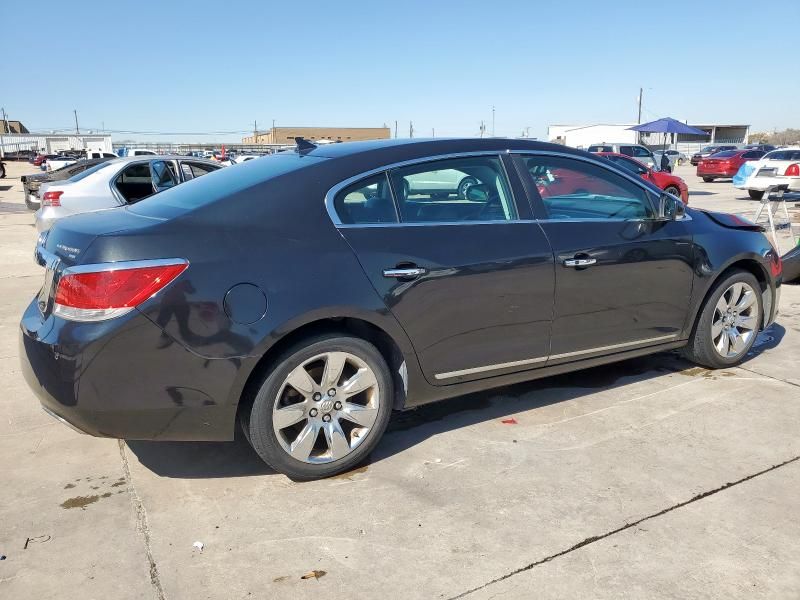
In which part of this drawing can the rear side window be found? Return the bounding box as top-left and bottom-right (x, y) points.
(334, 173), (398, 224)
(619, 146), (634, 156)
(765, 150), (800, 161)
(389, 156), (516, 223)
(630, 146), (652, 158)
(741, 151), (764, 159)
(587, 145), (613, 153)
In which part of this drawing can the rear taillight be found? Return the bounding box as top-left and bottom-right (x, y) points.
(770, 252), (782, 278)
(785, 163), (800, 177)
(53, 260), (188, 322)
(42, 191), (63, 207)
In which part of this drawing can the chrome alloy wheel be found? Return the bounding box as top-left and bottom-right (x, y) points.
(712, 282), (758, 358)
(272, 351), (380, 464)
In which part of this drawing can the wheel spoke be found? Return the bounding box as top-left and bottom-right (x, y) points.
(273, 403), (307, 429)
(715, 296), (729, 315)
(285, 364), (316, 396)
(289, 422), (318, 461)
(735, 290), (756, 311)
(339, 402), (379, 428)
(323, 420), (351, 460)
(729, 283), (744, 307)
(711, 318), (724, 339)
(322, 352), (347, 389)
(340, 368), (377, 398)
(734, 314), (757, 331)
(728, 328), (745, 354)
(715, 329), (730, 355)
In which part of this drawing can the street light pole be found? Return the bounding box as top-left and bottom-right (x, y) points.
(74, 109), (80, 135)
(492, 106), (495, 137)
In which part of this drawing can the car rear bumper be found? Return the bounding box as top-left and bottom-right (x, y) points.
(736, 175), (800, 192)
(19, 299), (238, 441)
(697, 167), (737, 177)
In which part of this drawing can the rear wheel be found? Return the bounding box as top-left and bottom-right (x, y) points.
(683, 270), (762, 369)
(748, 189), (765, 200)
(246, 334), (393, 480)
(702, 176), (714, 183)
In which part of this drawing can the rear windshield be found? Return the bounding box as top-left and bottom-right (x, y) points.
(129, 152), (326, 217)
(764, 150), (800, 161)
(587, 145), (613, 152)
(68, 161), (118, 182)
(710, 150), (738, 158)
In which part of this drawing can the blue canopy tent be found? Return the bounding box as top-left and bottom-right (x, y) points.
(628, 118), (708, 155)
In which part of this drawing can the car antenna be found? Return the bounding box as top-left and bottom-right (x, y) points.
(295, 137), (317, 154)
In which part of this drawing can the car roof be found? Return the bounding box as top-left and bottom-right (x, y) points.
(113, 155), (219, 164)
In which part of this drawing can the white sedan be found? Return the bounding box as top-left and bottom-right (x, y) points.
(735, 147), (800, 199)
(35, 156), (221, 232)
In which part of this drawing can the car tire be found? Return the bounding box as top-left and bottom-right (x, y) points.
(682, 269), (762, 369)
(246, 334), (393, 480)
(702, 176), (714, 183)
(0, 163), (5, 178)
(457, 176), (478, 199)
(664, 185), (681, 197)
(748, 189), (765, 200)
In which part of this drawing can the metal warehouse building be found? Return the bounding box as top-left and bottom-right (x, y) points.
(0, 133), (114, 157)
(243, 126), (390, 145)
(548, 123), (750, 153)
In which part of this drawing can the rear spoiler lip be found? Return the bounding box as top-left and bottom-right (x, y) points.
(695, 209), (765, 232)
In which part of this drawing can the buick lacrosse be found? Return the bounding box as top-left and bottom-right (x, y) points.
(21, 138), (781, 479)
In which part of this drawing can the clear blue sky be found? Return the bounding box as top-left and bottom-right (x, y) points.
(3, 0), (798, 142)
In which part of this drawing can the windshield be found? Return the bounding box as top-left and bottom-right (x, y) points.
(68, 161), (119, 183)
(764, 150), (800, 161)
(130, 152), (326, 217)
(711, 150), (738, 158)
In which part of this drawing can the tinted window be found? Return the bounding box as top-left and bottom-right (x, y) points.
(711, 150), (739, 158)
(116, 163), (155, 203)
(68, 161), (117, 182)
(389, 156), (516, 223)
(741, 151), (764, 159)
(151, 161), (178, 191)
(188, 162), (217, 178)
(587, 145), (613, 153)
(334, 173), (397, 224)
(604, 155), (648, 175)
(630, 146), (652, 158)
(130, 153), (326, 216)
(619, 146), (634, 156)
(765, 150), (800, 161)
(520, 155), (654, 220)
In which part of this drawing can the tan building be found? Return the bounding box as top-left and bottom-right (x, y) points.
(243, 126), (390, 145)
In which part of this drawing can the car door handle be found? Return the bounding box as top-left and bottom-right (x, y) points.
(563, 258), (597, 268)
(382, 267), (427, 279)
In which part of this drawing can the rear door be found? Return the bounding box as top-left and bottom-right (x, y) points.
(514, 152), (693, 363)
(332, 154), (555, 384)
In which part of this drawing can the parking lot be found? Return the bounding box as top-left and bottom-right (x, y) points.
(1, 160), (799, 599)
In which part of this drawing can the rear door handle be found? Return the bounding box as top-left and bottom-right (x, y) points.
(382, 267), (427, 279)
(563, 258), (597, 268)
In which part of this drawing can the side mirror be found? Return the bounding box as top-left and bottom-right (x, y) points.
(659, 192), (685, 220)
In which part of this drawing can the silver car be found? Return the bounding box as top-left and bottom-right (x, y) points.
(35, 156), (221, 232)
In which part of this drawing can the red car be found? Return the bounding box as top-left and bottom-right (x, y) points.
(596, 152), (689, 203)
(32, 154), (57, 167)
(697, 149), (765, 182)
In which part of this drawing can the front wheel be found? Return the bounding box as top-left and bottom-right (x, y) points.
(748, 189), (765, 200)
(246, 334), (393, 480)
(664, 185), (681, 198)
(683, 270), (762, 369)
(702, 176), (714, 183)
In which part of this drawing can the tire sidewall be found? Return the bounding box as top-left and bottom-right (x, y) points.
(696, 271), (762, 368)
(248, 335), (393, 480)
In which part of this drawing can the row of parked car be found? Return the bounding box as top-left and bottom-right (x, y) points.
(694, 145), (800, 200)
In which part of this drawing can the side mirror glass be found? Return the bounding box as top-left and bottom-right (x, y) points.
(659, 193), (685, 220)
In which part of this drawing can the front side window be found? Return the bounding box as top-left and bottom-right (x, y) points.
(631, 146), (652, 158)
(519, 155), (654, 220)
(334, 173), (397, 224)
(389, 156), (516, 223)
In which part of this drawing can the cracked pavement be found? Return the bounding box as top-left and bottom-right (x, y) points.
(1, 162), (799, 599)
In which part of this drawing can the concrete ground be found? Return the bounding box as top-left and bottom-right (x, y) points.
(1, 161), (799, 599)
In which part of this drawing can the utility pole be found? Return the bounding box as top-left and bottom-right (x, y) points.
(272, 119), (276, 144)
(409, 121), (414, 138)
(480, 121), (485, 138)
(254, 120), (258, 142)
(394, 120), (398, 139)
(431, 128), (435, 138)
(637, 87), (643, 124)
(492, 106), (495, 137)
(74, 109), (80, 135)
(0, 107), (6, 159)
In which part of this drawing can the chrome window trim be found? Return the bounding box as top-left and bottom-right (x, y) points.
(433, 333), (679, 380)
(508, 149), (661, 216)
(325, 151), (519, 227)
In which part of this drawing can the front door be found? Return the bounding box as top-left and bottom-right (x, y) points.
(332, 154), (555, 384)
(514, 153), (693, 364)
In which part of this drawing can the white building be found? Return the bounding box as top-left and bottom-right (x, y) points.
(0, 133), (114, 157)
(548, 124), (638, 149)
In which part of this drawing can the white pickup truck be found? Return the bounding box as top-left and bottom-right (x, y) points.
(47, 150), (118, 171)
